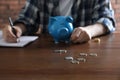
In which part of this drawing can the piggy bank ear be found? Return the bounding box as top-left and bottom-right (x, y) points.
(49, 17), (56, 24)
(50, 17), (56, 22)
(66, 16), (73, 23)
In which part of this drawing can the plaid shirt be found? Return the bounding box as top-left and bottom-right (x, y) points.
(14, 0), (115, 34)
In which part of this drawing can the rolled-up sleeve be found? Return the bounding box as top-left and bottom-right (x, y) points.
(14, 0), (39, 35)
(93, 0), (116, 33)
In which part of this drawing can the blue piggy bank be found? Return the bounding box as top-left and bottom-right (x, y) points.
(48, 16), (74, 44)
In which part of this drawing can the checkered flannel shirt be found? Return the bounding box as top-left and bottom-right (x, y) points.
(14, 0), (115, 35)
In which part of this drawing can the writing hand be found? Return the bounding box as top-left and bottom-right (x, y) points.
(2, 25), (22, 43)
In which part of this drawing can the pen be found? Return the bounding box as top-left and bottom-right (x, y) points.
(8, 17), (17, 37)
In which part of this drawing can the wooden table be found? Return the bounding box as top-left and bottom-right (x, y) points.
(0, 33), (120, 80)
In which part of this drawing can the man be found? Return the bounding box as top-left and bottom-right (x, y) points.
(2, 0), (115, 43)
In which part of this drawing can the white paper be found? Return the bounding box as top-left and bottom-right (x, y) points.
(0, 30), (2, 39)
(0, 31), (38, 47)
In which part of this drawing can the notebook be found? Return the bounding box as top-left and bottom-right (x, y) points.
(0, 30), (38, 47)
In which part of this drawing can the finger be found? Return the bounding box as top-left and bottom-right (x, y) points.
(6, 37), (18, 43)
(7, 25), (16, 38)
(73, 31), (84, 43)
(3, 27), (14, 40)
(75, 35), (86, 43)
(8, 26), (21, 43)
(14, 27), (22, 38)
(71, 28), (77, 40)
(3, 25), (17, 43)
(6, 32), (17, 42)
(71, 28), (81, 41)
(74, 31), (90, 43)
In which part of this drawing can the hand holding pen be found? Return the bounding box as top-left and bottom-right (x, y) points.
(8, 17), (20, 42)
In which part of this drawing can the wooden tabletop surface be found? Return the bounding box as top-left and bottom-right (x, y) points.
(0, 33), (120, 80)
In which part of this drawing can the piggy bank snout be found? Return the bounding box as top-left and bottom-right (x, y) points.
(58, 28), (69, 39)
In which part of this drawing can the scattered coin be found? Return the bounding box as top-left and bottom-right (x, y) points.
(54, 49), (67, 54)
(65, 56), (74, 60)
(89, 53), (97, 56)
(79, 53), (88, 56)
(71, 60), (79, 64)
(77, 57), (86, 62)
(93, 38), (100, 43)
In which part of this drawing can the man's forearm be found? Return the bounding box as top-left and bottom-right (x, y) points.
(85, 23), (108, 38)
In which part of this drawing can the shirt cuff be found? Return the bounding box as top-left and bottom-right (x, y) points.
(97, 18), (115, 33)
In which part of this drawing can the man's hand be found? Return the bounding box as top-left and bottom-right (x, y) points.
(2, 25), (22, 43)
(70, 23), (107, 43)
(70, 27), (91, 43)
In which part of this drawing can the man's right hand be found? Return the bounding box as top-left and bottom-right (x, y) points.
(2, 25), (22, 43)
